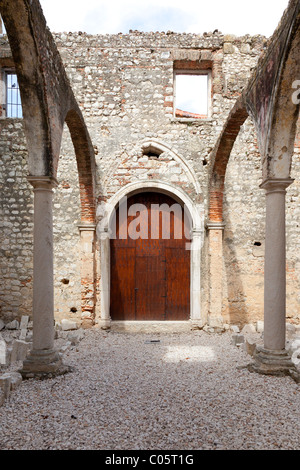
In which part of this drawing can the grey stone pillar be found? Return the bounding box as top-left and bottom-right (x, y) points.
(20, 176), (68, 379)
(252, 178), (299, 380)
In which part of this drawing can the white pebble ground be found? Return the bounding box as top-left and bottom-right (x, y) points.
(0, 329), (299, 450)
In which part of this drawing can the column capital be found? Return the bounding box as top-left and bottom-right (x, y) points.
(27, 175), (59, 190)
(206, 220), (225, 230)
(259, 177), (294, 193)
(78, 224), (96, 232)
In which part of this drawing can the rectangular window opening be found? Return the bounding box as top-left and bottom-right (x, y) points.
(6, 72), (23, 118)
(174, 71), (210, 119)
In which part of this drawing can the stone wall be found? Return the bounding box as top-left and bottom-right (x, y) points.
(0, 30), (299, 326)
(0, 119), (33, 322)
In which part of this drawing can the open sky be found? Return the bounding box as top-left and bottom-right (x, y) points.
(39, 0), (290, 37)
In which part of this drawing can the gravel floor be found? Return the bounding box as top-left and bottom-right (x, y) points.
(0, 328), (299, 450)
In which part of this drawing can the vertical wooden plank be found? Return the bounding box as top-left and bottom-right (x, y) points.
(135, 252), (166, 320)
(165, 246), (190, 320)
(110, 245), (135, 320)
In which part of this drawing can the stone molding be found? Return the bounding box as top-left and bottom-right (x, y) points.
(259, 177), (294, 193)
(27, 175), (59, 190)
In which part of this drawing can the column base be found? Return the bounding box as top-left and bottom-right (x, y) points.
(190, 319), (205, 330)
(19, 348), (72, 380)
(98, 318), (111, 330)
(248, 346), (300, 383)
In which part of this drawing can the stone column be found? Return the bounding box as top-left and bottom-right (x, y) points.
(252, 178), (298, 379)
(189, 228), (204, 329)
(207, 221), (225, 329)
(20, 176), (68, 379)
(78, 224), (96, 328)
(98, 229), (111, 329)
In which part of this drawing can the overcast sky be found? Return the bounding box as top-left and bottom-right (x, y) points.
(39, 0), (289, 37)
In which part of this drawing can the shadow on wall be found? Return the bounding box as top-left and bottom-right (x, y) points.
(222, 207), (265, 327)
(222, 213), (250, 327)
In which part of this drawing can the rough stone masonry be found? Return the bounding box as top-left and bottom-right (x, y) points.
(0, 29), (299, 328)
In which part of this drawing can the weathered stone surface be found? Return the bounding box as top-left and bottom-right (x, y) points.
(256, 321), (264, 333)
(5, 320), (19, 330)
(230, 325), (240, 333)
(0, 374), (11, 398)
(4, 371), (22, 390)
(244, 337), (257, 357)
(0, 21), (299, 330)
(231, 334), (244, 346)
(67, 329), (85, 345)
(241, 324), (256, 335)
(10, 339), (31, 362)
(60, 319), (78, 331)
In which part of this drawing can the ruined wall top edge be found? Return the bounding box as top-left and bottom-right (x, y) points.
(51, 31), (268, 50)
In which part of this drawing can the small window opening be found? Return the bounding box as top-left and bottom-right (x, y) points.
(175, 72), (209, 118)
(142, 146), (162, 159)
(254, 241), (261, 247)
(6, 73), (23, 118)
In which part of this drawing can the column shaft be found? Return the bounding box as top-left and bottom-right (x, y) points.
(31, 177), (57, 351)
(20, 176), (69, 379)
(262, 180), (292, 350)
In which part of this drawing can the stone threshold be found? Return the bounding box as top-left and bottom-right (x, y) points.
(110, 321), (194, 333)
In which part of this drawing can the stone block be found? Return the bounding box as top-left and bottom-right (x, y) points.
(0, 334), (6, 365)
(286, 323), (296, 334)
(0, 374), (11, 398)
(291, 349), (300, 366)
(241, 323), (256, 335)
(11, 340), (30, 362)
(67, 329), (85, 345)
(223, 43), (235, 54)
(61, 319), (78, 331)
(240, 43), (251, 54)
(230, 325), (240, 333)
(0, 320), (5, 331)
(244, 337), (257, 357)
(256, 321), (264, 333)
(288, 339), (300, 354)
(223, 34), (236, 42)
(19, 315), (29, 340)
(5, 372), (22, 391)
(5, 320), (19, 330)
(231, 334), (244, 346)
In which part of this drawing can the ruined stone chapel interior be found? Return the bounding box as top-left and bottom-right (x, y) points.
(0, 0), (300, 380)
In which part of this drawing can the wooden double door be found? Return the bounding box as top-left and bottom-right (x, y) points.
(110, 192), (190, 321)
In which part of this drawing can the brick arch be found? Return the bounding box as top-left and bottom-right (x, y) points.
(208, 97), (249, 222)
(65, 109), (96, 224)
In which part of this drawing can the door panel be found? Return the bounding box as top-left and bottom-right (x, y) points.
(110, 192), (190, 321)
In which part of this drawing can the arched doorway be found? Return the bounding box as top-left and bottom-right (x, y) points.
(110, 192), (191, 321)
